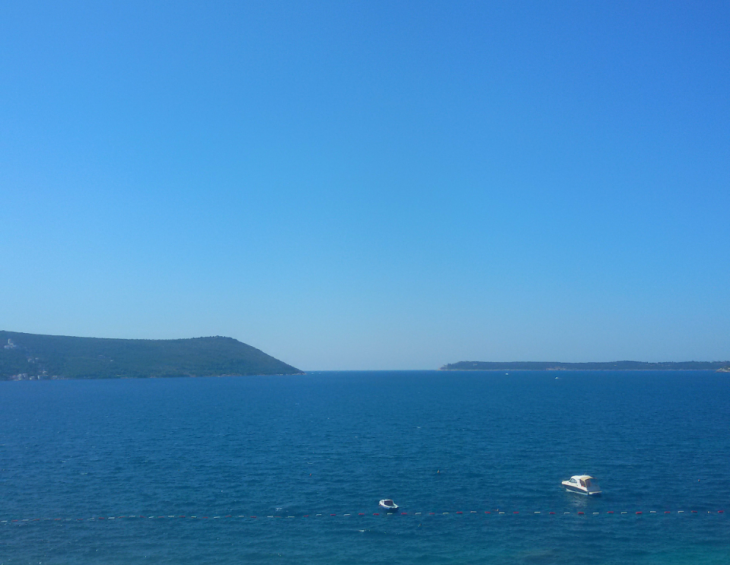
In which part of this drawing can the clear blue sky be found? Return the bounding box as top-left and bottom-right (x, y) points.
(1, 1), (728, 370)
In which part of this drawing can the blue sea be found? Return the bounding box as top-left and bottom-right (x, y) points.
(1, 371), (729, 564)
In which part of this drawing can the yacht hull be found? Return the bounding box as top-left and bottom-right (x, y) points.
(563, 483), (601, 495)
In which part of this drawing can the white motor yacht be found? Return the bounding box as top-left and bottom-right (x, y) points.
(562, 475), (601, 495)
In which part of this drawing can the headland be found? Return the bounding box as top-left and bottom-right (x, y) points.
(0, 330), (303, 380)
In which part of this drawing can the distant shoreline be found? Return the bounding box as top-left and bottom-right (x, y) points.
(441, 368), (730, 372)
(441, 361), (730, 372)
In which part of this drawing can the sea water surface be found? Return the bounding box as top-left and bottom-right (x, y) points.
(0, 371), (728, 564)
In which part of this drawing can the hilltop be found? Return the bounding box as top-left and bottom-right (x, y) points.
(0, 331), (303, 380)
(441, 361), (730, 372)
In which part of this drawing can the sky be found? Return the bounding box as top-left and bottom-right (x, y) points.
(1, 1), (728, 370)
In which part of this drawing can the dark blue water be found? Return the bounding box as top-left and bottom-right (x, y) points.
(1, 371), (728, 564)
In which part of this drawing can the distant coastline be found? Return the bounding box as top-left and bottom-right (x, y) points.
(0, 330), (304, 381)
(441, 361), (730, 372)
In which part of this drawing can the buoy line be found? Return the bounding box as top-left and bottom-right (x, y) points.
(1, 509), (725, 524)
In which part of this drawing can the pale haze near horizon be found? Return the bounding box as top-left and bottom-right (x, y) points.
(1, 1), (728, 370)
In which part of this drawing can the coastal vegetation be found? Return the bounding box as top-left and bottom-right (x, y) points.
(441, 361), (730, 372)
(0, 331), (303, 380)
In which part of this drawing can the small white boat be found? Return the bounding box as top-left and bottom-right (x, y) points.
(379, 499), (399, 512)
(562, 475), (601, 495)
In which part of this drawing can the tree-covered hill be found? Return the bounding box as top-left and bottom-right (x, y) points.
(441, 361), (730, 371)
(0, 331), (303, 380)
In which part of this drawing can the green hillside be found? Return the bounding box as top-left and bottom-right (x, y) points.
(0, 331), (303, 380)
(441, 361), (730, 371)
